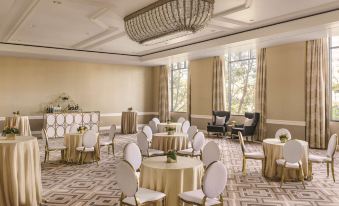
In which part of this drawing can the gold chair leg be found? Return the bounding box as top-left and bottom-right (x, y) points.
(300, 164), (305, 189)
(44, 151), (48, 163)
(331, 161), (335, 182)
(242, 158), (246, 176)
(280, 167), (285, 188)
(327, 162), (330, 177)
(107, 146), (110, 155)
(78, 152), (82, 164)
(308, 161), (313, 180)
(261, 159), (265, 176)
(61, 150), (64, 161)
(82, 152), (88, 164)
(112, 143), (115, 156)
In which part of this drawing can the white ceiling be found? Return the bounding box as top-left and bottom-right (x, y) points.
(1, 0), (339, 65)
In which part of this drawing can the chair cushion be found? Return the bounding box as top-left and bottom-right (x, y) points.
(148, 149), (164, 156)
(122, 188), (166, 205)
(276, 159), (300, 169)
(178, 148), (201, 156)
(179, 189), (221, 206)
(215, 116), (226, 126)
(244, 118), (254, 126)
(100, 140), (112, 146)
(309, 154), (331, 163)
(49, 145), (67, 151)
(76, 146), (95, 152)
(244, 151), (265, 159)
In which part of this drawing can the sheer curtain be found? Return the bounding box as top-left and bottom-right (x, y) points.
(306, 38), (330, 149)
(212, 56), (226, 111)
(255, 48), (267, 141)
(158, 65), (170, 122)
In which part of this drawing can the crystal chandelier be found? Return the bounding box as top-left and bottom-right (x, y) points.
(124, 0), (215, 45)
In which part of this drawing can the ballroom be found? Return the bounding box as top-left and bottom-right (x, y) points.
(1, 0), (339, 206)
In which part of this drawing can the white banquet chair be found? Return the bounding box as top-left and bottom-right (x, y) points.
(100, 124), (116, 155)
(137, 132), (164, 157)
(117, 160), (166, 206)
(76, 130), (98, 165)
(177, 117), (185, 124)
(239, 132), (265, 176)
(182, 120), (190, 134)
(187, 125), (198, 148)
(276, 139), (305, 188)
(309, 134), (337, 182)
(178, 131), (205, 159)
(178, 161), (227, 206)
(149, 119), (158, 133)
(42, 129), (67, 163)
(142, 125), (153, 142)
(202, 141), (221, 168)
(123, 143), (142, 178)
(275, 128), (292, 140)
(69, 123), (79, 133)
(152, 117), (160, 124)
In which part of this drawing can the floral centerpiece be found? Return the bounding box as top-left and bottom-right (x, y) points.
(165, 126), (176, 135)
(77, 126), (88, 134)
(2, 127), (19, 139)
(279, 134), (289, 143)
(167, 150), (177, 163)
(128, 107), (133, 111)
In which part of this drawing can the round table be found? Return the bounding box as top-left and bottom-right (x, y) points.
(151, 132), (189, 152)
(263, 138), (309, 180)
(140, 156), (204, 206)
(0, 136), (42, 206)
(121, 111), (138, 134)
(64, 133), (100, 163)
(157, 122), (182, 133)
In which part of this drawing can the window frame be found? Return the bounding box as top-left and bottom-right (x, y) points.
(169, 61), (188, 112)
(225, 50), (256, 115)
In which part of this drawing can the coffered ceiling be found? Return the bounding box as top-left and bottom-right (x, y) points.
(1, 0), (339, 64)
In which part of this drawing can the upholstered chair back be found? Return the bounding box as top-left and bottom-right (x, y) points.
(187, 126), (198, 142)
(182, 120), (190, 134)
(108, 124), (116, 141)
(192, 132), (205, 152)
(202, 161), (227, 198)
(82, 130), (97, 148)
(137, 132), (149, 156)
(149, 120), (158, 133)
(283, 140), (303, 163)
(123, 143), (142, 171)
(202, 141), (221, 167)
(327, 134), (338, 158)
(142, 125), (153, 142)
(177, 117), (185, 123)
(116, 160), (139, 197)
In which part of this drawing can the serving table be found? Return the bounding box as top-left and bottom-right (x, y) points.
(140, 156), (204, 206)
(3, 116), (32, 136)
(64, 132), (100, 163)
(0, 136), (42, 206)
(157, 122), (182, 133)
(151, 132), (188, 152)
(263, 138), (309, 180)
(121, 111), (138, 134)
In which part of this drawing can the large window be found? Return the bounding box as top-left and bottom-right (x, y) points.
(169, 61), (188, 112)
(225, 50), (256, 114)
(331, 36), (339, 120)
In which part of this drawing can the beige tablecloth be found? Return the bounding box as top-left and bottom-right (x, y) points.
(140, 156), (204, 206)
(64, 133), (100, 163)
(157, 122), (182, 133)
(121, 111), (138, 134)
(0, 136), (42, 206)
(263, 138), (309, 180)
(3, 116), (32, 136)
(151, 132), (188, 152)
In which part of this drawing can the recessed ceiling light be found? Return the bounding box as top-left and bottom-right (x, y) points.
(53, 1), (62, 5)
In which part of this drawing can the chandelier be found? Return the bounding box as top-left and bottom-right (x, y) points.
(124, 0), (215, 45)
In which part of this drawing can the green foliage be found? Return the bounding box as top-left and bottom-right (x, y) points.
(170, 62), (188, 112)
(2, 127), (19, 135)
(167, 150), (177, 160)
(77, 126), (88, 132)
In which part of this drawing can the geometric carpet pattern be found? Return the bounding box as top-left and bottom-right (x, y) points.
(39, 133), (339, 206)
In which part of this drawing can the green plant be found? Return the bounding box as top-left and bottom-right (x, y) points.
(279, 134), (288, 143)
(167, 150), (177, 160)
(165, 126), (176, 132)
(2, 127), (19, 135)
(77, 126), (88, 132)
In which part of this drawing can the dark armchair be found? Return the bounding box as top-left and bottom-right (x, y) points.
(207, 111), (231, 137)
(231, 112), (260, 141)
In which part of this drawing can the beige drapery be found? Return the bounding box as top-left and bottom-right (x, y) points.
(255, 48), (267, 141)
(212, 56), (226, 111)
(159, 65), (170, 122)
(306, 38), (330, 149)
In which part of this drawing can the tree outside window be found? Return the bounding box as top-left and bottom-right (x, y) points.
(169, 61), (188, 112)
(330, 36), (339, 120)
(225, 50), (256, 115)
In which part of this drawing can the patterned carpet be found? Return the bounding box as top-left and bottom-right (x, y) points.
(39, 133), (339, 206)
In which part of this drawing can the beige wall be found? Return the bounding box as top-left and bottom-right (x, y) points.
(0, 56), (156, 131)
(266, 42), (307, 140)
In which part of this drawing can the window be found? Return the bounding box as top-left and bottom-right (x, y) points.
(169, 61), (188, 112)
(225, 50), (257, 114)
(330, 36), (339, 120)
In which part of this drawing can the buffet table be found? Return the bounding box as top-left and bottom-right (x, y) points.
(3, 116), (32, 136)
(140, 156), (203, 206)
(263, 138), (309, 180)
(121, 111), (138, 134)
(64, 133), (100, 163)
(0, 136), (42, 206)
(151, 132), (188, 152)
